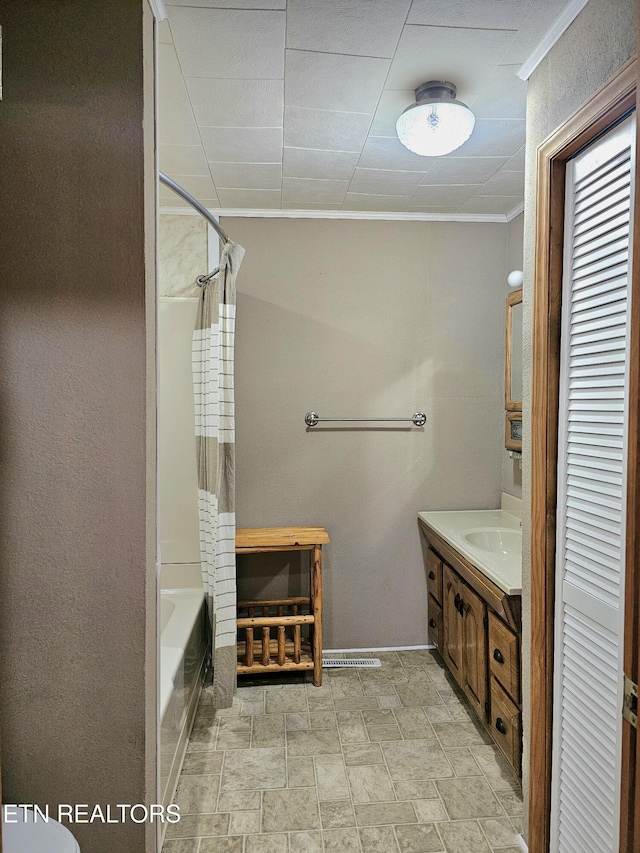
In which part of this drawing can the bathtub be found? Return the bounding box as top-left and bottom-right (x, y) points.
(159, 585), (207, 817)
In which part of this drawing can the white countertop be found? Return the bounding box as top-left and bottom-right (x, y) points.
(418, 508), (522, 595)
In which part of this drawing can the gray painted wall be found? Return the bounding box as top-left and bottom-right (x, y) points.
(225, 216), (509, 649)
(0, 3), (157, 851)
(520, 0), (637, 840)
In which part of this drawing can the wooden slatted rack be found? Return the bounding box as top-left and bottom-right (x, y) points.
(235, 527), (329, 686)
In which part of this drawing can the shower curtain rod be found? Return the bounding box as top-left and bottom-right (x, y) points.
(159, 172), (231, 245)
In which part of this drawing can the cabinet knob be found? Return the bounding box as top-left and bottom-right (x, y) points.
(429, 619), (437, 629)
(495, 717), (507, 735)
(428, 571), (436, 580)
(493, 648), (505, 664)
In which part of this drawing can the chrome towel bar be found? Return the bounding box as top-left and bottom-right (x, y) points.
(304, 412), (426, 427)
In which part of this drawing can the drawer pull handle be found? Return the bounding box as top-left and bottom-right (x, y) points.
(428, 571), (436, 580)
(495, 717), (507, 735)
(429, 619), (437, 629)
(493, 649), (505, 664)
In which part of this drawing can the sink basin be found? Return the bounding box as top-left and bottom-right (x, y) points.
(463, 528), (522, 555)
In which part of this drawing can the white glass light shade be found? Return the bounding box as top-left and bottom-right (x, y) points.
(396, 100), (475, 157)
(508, 269), (523, 288)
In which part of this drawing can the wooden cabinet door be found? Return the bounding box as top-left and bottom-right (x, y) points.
(442, 564), (463, 684)
(461, 583), (488, 720)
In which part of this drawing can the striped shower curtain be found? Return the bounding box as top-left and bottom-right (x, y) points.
(193, 240), (245, 709)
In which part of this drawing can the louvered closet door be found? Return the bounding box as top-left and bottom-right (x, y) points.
(550, 113), (636, 853)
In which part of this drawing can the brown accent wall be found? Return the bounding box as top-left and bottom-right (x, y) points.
(0, 3), (157, 851)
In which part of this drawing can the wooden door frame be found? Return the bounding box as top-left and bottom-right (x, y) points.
(529, 57), (637, 853)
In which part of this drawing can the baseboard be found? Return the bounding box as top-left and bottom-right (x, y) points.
(516, 834), (528, 852)
(323, 644), (436, 653)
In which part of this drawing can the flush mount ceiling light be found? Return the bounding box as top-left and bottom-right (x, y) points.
(396, 81), (475, 157)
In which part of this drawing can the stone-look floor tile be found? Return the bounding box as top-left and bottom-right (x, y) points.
(287, 756), (316, 787)
(432, 721), (491, 748)
(216, 731), (252, 750)
(377, 694), (403, 709)
(237, 685), (266, 700)
(496, 789), (524, 816)
(261, 788), (321, 832)
(307, 694), (335, 712)
(363, 682), (398, 697)
(435, 778), (503, 819)
(382, 739), (453, 781)
(437, 819), (492, 852)
(347, 764), (395, 804)
(355, 802), (417, 826)
(287, 728), (342, 756)
(479, 817), (520, 848)
(217, 790), (261, 811)
(510, 815), (524, 834)
(397, 650), (439, 666)
(310, 710), (337, 729)
(412, 798), (448, 822)
(290, 830), (324, 852)
(199, 838), (243, 853)
(220, 748), (286, 791)
(219, 716), (252, 732)
(336, 710), (369, 743)
(186, 719), (218, 750)
(320, 800), (356, 829)
(394, 708), (432, 740)
(470, 745), (521, 791)
(394, 780), (438, 800)
(316, 754), (351, 801)
(492, 848), (522, 852)
(342, 743), (384, 765)
(323, 826), (361, 851)
(367, 725), (403, 741)
(359, 825), (400, 853)
(253, 714), (285, 747)
(162, 841), (199, 853)
(265, 688), (308, 714)
(330, 680), (366, 700)
(229, 809), (261, 834)
(446, 703), (476, 722)
(334, 696), (381, 710)
(181, 752), (223, 775)
(425, 705), (453, 723)
(444, 748), (482, 777)
(175, 774), (220, 814)
(363, 709), (396, 726)
(395, 683), (442, 707)
(244, 833), (288, 853)
(395, 823), (444, 852)
(286, 713), (311, 731)
(166, 812), (230, 839)
(241, 699), (267, 716)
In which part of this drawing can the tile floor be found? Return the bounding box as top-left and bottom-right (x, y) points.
(164, 650), (523, 853)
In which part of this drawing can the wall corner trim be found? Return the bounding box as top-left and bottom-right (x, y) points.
(506, 201), (525, 222)
(516, 835), (528, 853)
(159, 205), (509, 224)
(149, 0), (167, 21)
(517, 0), (591, 80)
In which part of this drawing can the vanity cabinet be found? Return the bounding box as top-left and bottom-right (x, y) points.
(419, 520), (522, 775)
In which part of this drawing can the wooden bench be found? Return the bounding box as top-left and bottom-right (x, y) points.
(235, 526), (329, 686)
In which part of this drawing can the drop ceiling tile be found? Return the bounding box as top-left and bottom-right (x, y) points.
(407, 0), (535, 30)
(504, 145), (526, 170)
(210, 162), (282, 189)
(186, 78), (283, 128)
(283, 148), (360, 180)
(282, 177), (349, 203)
(479, 170), (524, 196)
(499, 0), (569, 64)
(385, 25), (516, 92)
(160, 144), (210, 176)
(287, 201), (343, 209)
(216, 188), (282, 208)
(343, 193), (409, 210)
(168, 8), (285, 79)
(285, 50), (390, 113)
(369, 89), (415, 136)
(158, 44), (201, 146)
(159, 174), (219, 202)
(470, 65), (527, 119)
(409, 184), (481, 206)
(457, 195), (522, 214)
(284, 107), (372, 152)
(157, 20), (173, 43)
(200, 127), (283, 163)
(452, 119), (525, 157)
(358, 136), (438, 172)
(168, 0), (285, 7)
(286, 0), (411, 58)
(349, 168), (427, 195)
(406, 205), (461, 213)
(423, 157), (508, 185)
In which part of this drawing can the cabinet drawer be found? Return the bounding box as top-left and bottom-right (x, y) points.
(427, 594), (443, 651)
(489, 612), (520, 704)
(426, 549), (443, 604)
(490, 677), (521, 774)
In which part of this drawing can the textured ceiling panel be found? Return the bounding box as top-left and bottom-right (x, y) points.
(158, 0), (575, 216)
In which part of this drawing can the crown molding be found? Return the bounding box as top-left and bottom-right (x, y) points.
(148, 0), (167, 21)
(506, 201), (525, 221)
(159, 205), (509, 223)
(517, 0), (591, 81)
